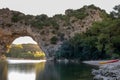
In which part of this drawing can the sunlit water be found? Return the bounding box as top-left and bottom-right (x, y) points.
(0, 59), (96, 80)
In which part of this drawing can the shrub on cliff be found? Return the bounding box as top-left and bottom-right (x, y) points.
(65, 7), (88, 19)
(50, 36), (58, 44)
(55, 18), (120, 60)
(11, 12), (24, 22)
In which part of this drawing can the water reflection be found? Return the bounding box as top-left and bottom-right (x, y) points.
(0, 60), (95, 80)
(8, 62), (45, 80)
(54, 62), (94, 80)
(8, 63), (35, 73)
(36, 62), (60, 80)
(0, 61), (8, 80)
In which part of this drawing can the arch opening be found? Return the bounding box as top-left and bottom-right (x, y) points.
(12, 36), (37, 44)
(6, 36), (46, 60)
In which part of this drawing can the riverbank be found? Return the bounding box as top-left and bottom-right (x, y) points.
(83, 60), (120, 80)
(7, 59), (46, 64)
(83, 60), (107, 67)
(7, 57), (46, 60)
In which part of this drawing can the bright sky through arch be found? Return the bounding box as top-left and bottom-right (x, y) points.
(12, 36), (37, 44)
(0, 0), (120, 44)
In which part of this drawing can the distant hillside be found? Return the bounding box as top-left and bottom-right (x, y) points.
(6, 44), (45, 59)
(12, 44), (42, 52)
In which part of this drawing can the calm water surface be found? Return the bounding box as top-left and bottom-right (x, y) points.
(0, 59), (96, 80)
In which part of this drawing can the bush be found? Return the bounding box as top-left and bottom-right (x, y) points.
(6, 44), (46, 59)
(12, 12), (24, 22)
(50, 19), (59, 30)
(57, 32), (65, 41)
(34, 52), (45, 59)
(50, 36), (58, 44)
(30, 14), (51, 29)
(65, 8), (88, 19)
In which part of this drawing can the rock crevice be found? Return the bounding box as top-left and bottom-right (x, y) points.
(92, 63), (120, 80)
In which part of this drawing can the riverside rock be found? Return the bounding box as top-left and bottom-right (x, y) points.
(92, 62), (120, 80)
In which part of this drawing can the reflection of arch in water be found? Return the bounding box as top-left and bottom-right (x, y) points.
(0, 61), (8, 80)
(8, 63), (35, 73)
(35, 62), (60, 80)
(35, 62), (45, 78)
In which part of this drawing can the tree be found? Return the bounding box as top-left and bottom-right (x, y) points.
(110, 4), (120, 18)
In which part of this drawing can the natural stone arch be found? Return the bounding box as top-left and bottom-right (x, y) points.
(0, 6), (104, 60)
(0, 25), (49, 58)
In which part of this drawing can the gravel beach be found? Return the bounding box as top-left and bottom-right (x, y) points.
(83, 60), (120, 80)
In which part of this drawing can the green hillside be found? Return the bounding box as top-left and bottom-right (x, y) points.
(6, 44), (45, 59)
(55, 5), (120, 60)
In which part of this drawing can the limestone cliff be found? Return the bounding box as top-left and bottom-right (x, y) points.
(0, 5), (107, 59)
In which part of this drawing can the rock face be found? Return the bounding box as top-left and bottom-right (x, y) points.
(92, 62), (120, 80)
(0, 5), (104, 59)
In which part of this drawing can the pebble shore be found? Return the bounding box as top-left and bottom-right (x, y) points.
(83, 60), (120, 80)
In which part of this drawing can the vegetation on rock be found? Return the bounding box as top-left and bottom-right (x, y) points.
(50, 36), (58, 44)
(1, 4), (118, 60)
(55, 4), (120, 60)
(6, 44), (45, 59)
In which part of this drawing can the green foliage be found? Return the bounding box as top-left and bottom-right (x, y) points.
(65, 8), (88, 19)
(23, 15), (34, 25)
(34, 51), (45, 59)
(110, 4), (120, 18)
(88, 4), (100, 10)
(11, 12), (24, 22)
(50, 36), (58, 44)
(55, 15), (120, 60)
(49, 19), (59, 30)
(30, 14), (50, 29)
(57, 32), (65, 41)
(30, 14), (60, 29)
(53, 14), (66, 20)
(55, 34), (101, 60)
(53, 14), (70, 25)
(6, 44), (45, 59)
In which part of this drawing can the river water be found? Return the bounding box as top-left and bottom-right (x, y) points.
(0, 59), (96, 80)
